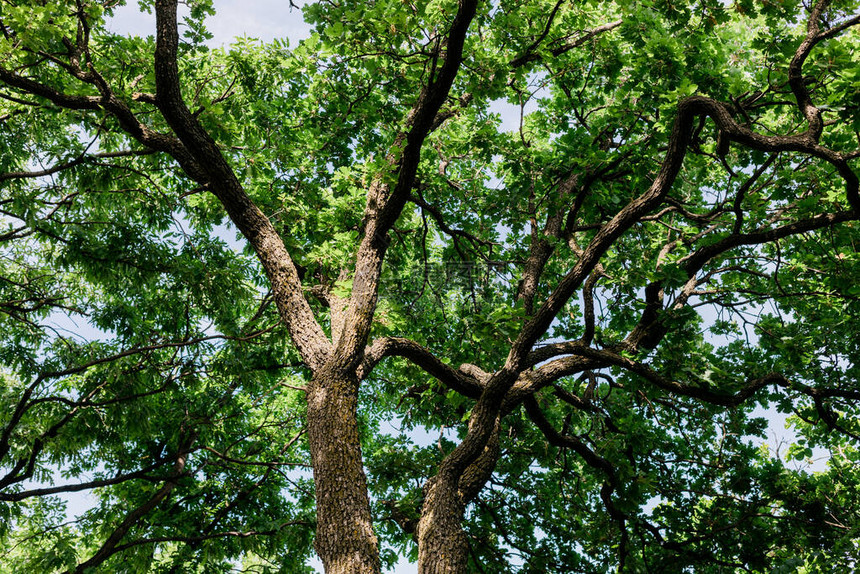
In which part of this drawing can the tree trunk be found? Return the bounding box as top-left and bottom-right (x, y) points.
(417, 476), (469, 574)
(307, 365), (380, 574)
(417, 422), (500, 573)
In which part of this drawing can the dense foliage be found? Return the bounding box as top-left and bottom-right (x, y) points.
(1, 0), (859, 572)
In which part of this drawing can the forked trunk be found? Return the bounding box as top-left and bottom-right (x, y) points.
(307, 365), (380, 574)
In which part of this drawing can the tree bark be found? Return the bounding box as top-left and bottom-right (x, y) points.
(417, 421), (500, 573)
(417, 475), (469, 574)
(307, 364), (380, 574)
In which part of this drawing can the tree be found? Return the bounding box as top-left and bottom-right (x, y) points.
(1, 0), (860, 571)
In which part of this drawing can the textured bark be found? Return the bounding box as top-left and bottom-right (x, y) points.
(417, 420), (500, 573)
(335, 0), (480, 368)
(516, 173), (580, 315)
(412, 20), (842, 564)
(5, 1), (855, 571)
(310, 3), (479, 566)
(153, 0), (332, 370)
(307, 365), (380, 574)
(417, 476), (468, 574)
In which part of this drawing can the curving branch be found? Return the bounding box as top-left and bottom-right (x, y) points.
(0, 335), (226, 489)
(106, 522), (309, 554)
(422, 5), (860, 530)
(501, 1), (860, 375)
(682, 210), (857, 274)
(509, 96), (858, 374)
(510, 18), (624, 68)
(523, 396), (628, 561)
(0, 149), (155, 182)
(537, 346), (786, 407)
(516, 171), (582, 315)
(409, 191), (498, 256)
(0, 458), (174, 502)
(0, 67), (101, 110)
(360, 336), (485, 398)
(523, 396), (617, 482)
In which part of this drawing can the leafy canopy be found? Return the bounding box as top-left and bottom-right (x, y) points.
(1, 0), (860, 572)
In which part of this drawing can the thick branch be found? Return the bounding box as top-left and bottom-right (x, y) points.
(682, 210), (856, 274)
(0, 67), (100, 110)
(542, 347), (785, 407)
(508, 90), (859, 375)
(334, 0), (481, 368)
(360, 337), (484, 398)
(152, 0), (330, 370)
(523, 397), (616, 480)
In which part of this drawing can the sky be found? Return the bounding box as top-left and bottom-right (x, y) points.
(108, 0), (312, 45)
